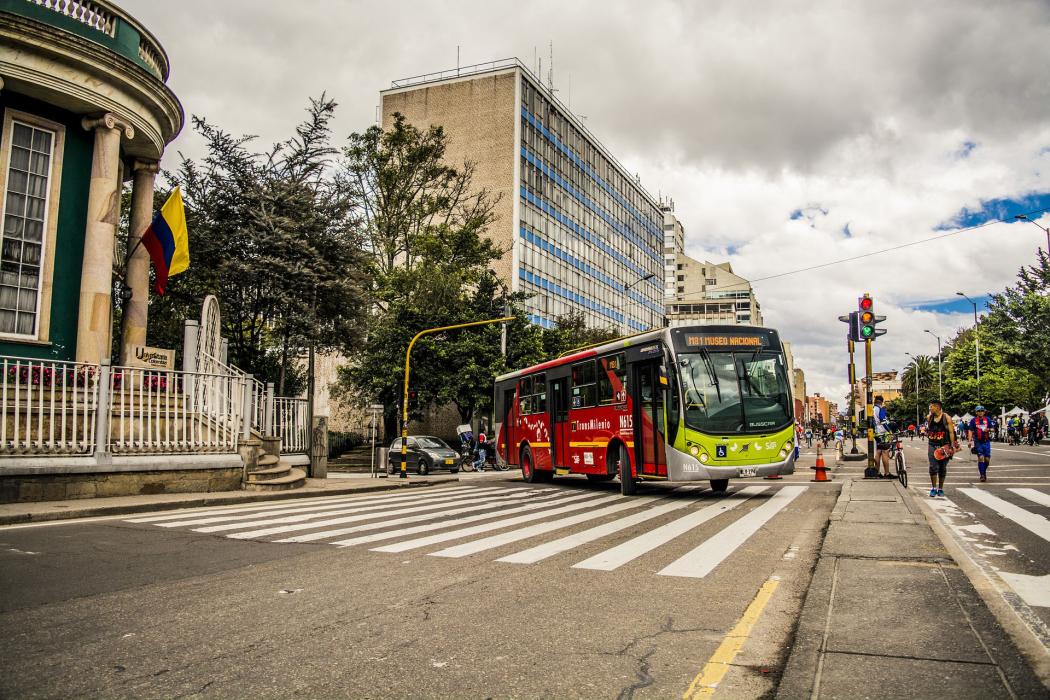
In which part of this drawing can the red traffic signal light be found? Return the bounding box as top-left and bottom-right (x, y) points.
(859, 296), (873, 311)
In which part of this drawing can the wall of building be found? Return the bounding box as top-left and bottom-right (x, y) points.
(0, 91), (91, 361)
(1, 467), (242, 502)
(666, 254), (763, 327)
(382, 72), (518, 285)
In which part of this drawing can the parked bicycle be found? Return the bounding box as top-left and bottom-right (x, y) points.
(886, 431), (908, 487)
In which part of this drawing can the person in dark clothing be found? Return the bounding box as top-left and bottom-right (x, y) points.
(926, 400), (958, 498)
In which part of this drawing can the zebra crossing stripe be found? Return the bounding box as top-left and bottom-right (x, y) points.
(1010, 488), (1050, 509)
(273, 491), (562, 543)
(189, 488), (507, 533)
(368, 494), (623, 553)
(959, 488), (1050, 543)
(217, 489), (528, 538)
(130, 486), (481, 525)
(227, 490), (550, 541)
(572, 486), (768, 571)
(430, 499), (655, 558)
(496, 500), (694, 564)
(329, 493), (595, 548)
(657, 485), (807, 579)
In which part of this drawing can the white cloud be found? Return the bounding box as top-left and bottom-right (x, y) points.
(121, 0), (1050, 401)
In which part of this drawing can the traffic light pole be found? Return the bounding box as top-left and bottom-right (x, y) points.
(864, 337), (875, 469)
(848, 338), (859, 454)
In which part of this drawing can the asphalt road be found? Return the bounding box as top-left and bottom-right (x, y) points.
(0, 474), (839, 699)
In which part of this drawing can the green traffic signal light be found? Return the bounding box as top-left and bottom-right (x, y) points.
(861, 325), (874, 338)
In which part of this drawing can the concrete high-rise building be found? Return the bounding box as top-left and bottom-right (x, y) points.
(665, 254), (763, 327)
(661, 201), (685, 301)
(381, 59), (664, 332)
(792, 368), (807, 422)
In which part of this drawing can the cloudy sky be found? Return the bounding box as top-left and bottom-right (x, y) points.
(124, 0), (1050, 406)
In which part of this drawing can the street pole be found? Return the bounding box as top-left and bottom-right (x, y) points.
(925, 330), (942, 403)
(957, 292), (980, 401)
(865, 337), (874, 470)
(848, 338), (859, 453)
(1014, 215), (1050, 255)
(621, 273), (654, 337)
(906, 353), (920, 432)
(401, 317), (515, 479)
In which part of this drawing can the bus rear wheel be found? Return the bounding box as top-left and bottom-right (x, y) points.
(710, 479), (729, 493)
(617, 445), (637, 496)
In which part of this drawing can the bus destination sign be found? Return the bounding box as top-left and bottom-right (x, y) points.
(684, 334), (766, 348)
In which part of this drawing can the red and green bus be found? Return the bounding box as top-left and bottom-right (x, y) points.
(493, 325), (796, 494)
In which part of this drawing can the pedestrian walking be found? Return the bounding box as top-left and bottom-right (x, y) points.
(966, 406), (993, 482)
(926, 400), (959, 498)
(872, 396), (894, 479)
(804, 427), (813, 448)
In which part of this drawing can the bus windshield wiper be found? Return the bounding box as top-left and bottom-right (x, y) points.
(699, 349), (721, 402)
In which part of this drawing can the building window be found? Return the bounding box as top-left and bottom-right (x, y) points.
(676, 275), (684, 281)
(1, 119), (58, 338)
(677, 286), (684, 293)
(705, 278), (717, 285)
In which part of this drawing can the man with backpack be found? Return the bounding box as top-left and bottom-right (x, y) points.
(966, 405), (993, 482)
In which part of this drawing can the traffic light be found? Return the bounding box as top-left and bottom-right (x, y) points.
(407, 389), (419, 411)
(855, 294), (886, 341)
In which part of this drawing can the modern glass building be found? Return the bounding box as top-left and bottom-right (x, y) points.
(382, 59), (664, 332)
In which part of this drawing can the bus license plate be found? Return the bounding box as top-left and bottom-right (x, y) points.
(738, 467), (757, 477)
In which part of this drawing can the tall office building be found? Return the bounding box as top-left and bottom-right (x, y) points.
(661, 201), (685, 301)
(665, 254), (764, 327)
(382, 59), (664, 331)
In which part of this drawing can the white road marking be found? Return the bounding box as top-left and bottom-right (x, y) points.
(998, 572), (1050, 608)
(431, 499), (652, 558)
(369, 494), (623, 553)
(245, 490), (550, 542)
(1010, 489), (1050, 509)
(127, 486), (481, 524)
(330, 493), (595, 548)
(219, 490), (526, 539)
(187, 488), (507, 533)
(497, 500), (694, 564)
(572, 486), (768, 571)
(658, 486), (807, 578)
(959, 488), (1050, 543)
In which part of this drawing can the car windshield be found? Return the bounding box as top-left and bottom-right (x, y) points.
(416, 437), (449, 450)
(676, 351), (792, 434)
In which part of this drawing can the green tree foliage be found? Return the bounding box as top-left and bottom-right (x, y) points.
(122, 96), (370, 393)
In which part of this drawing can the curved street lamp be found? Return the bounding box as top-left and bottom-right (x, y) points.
(1015, 214), (1050, 253)
(956, 292), (981, 401)
(621, 272), (655, 336)
(905, 352), (921, 430)
(923, 329), (943, 402)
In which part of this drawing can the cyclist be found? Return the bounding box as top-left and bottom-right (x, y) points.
(873, 395), (893, 479)
(966, 405), (993, 482)
(927, 400), (959, 497)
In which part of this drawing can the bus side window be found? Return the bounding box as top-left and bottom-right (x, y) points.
(572, 360), (596, 408)
(598, 352), (627, 405)
(666, 359), (681, 444)
(534, 373), (547, 412)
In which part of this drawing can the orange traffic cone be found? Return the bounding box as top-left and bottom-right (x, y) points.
(811, 444), (830, 482)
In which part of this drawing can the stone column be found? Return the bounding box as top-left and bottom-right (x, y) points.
(76, 113), (134, 364)
(119, 159), (159, 364)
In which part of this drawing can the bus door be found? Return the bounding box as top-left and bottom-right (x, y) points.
(549, 377), (570, 468)
(632, 360), (667, 477)
(500, 387), (517, 465)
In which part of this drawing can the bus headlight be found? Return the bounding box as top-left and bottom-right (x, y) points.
(689, 445), (699, 456)
(780, 449), (788, 459)
(699, 452), (709, 463)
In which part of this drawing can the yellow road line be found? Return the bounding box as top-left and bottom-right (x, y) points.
(683, 577), (780, 699)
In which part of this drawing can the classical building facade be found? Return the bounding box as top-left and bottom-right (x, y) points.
(0, 0), (182, 364)
(381, 59), (665, 333)
(665, 255), (764, 327)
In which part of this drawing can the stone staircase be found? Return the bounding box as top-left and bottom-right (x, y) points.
(243, 436), (306, 491)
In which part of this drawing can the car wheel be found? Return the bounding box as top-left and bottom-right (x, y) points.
(710, 479), (729, 493)
(617, 444), (636, 495)
(449, 467), (460, 474)
(417, 458), (430, 476)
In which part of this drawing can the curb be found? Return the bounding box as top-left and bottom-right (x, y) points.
(0, 478), (457, 526)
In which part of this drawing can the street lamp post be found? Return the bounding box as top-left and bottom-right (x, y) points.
(956, 292), (981, 401)
(621, 273), (655, 336)
(924, 330), (942, 402)
(906, 352), (921, 432)
(1015, 214), (1050, 253)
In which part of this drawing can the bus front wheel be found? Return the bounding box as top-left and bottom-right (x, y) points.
(617, 445), (637, 496)
(710, 479), (729, 493)
(521, 447), (540, 483)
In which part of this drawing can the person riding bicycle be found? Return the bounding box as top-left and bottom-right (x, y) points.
(873, 396), (893, 478)
(1006, 416), (1019, 445)
(966, 405), (993, 482)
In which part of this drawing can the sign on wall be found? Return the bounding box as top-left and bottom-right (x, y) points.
(128, 345), (175, 369)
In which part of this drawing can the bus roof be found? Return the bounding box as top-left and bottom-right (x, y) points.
(494, 324), (781, 383)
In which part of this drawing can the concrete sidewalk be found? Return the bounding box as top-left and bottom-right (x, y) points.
(778, 477), (1047, 698)
(0, 474), (457, 526)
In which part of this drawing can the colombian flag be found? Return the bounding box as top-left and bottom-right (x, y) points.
(142, 187), (190, 294)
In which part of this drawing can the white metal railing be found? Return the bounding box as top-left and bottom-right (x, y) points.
(0, 356), (100, 455)
(108, 365), (248, 455)
(274, 397), (308, 454)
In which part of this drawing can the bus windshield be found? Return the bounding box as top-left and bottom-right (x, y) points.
(677, 350), (792, 434)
